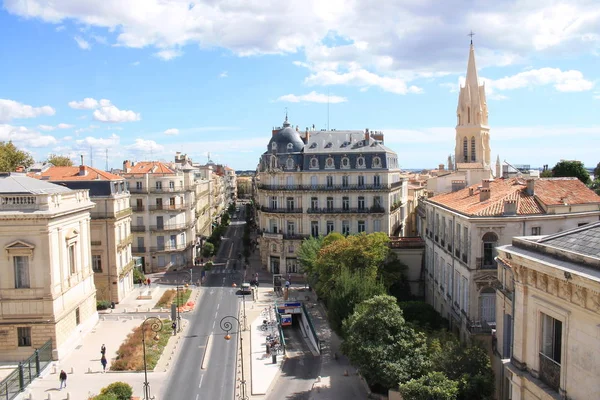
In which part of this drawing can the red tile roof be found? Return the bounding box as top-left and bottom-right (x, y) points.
(429, 177), (600, 216)
(28, 166), (123, 181)
(125, 161), (174, 174)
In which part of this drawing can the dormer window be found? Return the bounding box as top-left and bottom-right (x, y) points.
(272, 142), (277, 151)
(325, 157), (334, 169)
(357, 156), (365, 168)
(286, 158), (294, 169)
(287, 143), (293, 150)
(325, 142), (332, 148)
(310, 157), (319, 169)
(310, 143), (317, 149)
(341, 157), (350, 169)
(372, 156), (381, 168)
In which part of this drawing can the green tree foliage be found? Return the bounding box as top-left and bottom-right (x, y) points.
(551, 160), (591, 184)
(594, 161), (600, 180)
(540, 169), (553, 178)
(342, 295), (430, 391)
(327, 268), (386, 334)
(98, 382), (133, 400)
(399, 301), (447, 331)
(221, 212), (231, 226)
(0, 141), (34, 172)
(381, 254), (411, 301)
(133, 268), (145, 284)
(297, 235), (324, 279)
(46, 154), (73, 166)
(398, 372), (459, 400)
(431, 339), (494, 400)
(202, 242), (215, 258)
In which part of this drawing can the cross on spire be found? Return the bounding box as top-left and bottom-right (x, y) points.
(285, 107), (288, 122)
(468, 30), (475, 45)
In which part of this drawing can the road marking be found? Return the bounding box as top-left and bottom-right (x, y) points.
(215, 311), (218, 318)
(212, 320), (215, 329)
(196, 394), (199, 400)
(201, 335), (212, 370)
(217, 303), (220, 310)
(199, 375), (204, 388)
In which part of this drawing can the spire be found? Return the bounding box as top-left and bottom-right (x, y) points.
(283, 107), (290, 127)
(465, 42), (479, 91)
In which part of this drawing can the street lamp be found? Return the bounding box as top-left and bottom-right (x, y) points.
(220, 316), (248, 400)
(141, 317), (163, 400)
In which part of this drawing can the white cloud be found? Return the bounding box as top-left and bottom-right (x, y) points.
(164, 128), (179, 136)
(305, 69), (422, 95)
(38, 125), (56, 131)
(486, 68), (594, 93)
(63, 136), (73, 141)
(68, 98), (140, 123)
(154, 49), (183, 60)
(0, 99), (55, 122)
(74, 36), (91, 50)
(594, 91), (600, 99)
(277, 91), (348, 103)
(75, 133), (120, 148)
(0, 124), (57, 147)
(219, 71), (228, 78)
(57, 123), (74, 129)
(69, 98), (100, 109)
(131, 61), (140, 66)
(126, 139), (164, 153)
(55, 25), (65, 32)
(92, 35), (107, 45)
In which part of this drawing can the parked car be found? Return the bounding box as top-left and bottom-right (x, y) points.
(240, 282), (252, 295)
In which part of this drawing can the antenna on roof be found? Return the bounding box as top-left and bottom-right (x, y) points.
(327, 89), (330, 131)
(105, 149), (108, 171)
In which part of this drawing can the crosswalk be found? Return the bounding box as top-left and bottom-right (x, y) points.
(206, 268), (238, 274)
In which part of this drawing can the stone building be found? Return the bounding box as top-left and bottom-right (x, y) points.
(495, 223), (600, 400)
(255, 116), (407, 274)
(421, 177), (600, 343)
(122, 161), (197, 272)
(0, 173), (98, 361)
(28, 163), (133, 303)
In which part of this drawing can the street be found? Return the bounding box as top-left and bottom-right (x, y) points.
(161, 208), (247, 400)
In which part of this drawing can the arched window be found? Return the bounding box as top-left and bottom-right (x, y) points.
(271, 142), (277, 151)
(341, 157), (350, 168)
(286, 158), (294, 170)
(482, 232), (498, 268)
(463, 137), (468, 162)
(471, 137), (476, 162)
(357, 156), (365, 168)
(372, 156), (381, 168)
(325, 157), (334, 169)
(310, 158), (319, 169)
(287, 143), (293, 150)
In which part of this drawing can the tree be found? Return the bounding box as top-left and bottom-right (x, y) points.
(46, 154), (73, 166)
(342, 295), (431, 391)
(398, 372), (459, 400)
(399, 301), (447, 331)
(98, 382), (133, 400)
(551, 160), (591, 184)
(0, 141), (34, 172)
(327, 268), (385, 334)
(540, 169), (553, 178)
(594, 161), (600, 180)
(297, 235), (324, 279)
(202, 242), (215, 258)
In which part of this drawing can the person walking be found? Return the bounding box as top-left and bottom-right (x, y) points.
(100, 344), (106, 356)
(147, 277), (151, 287)
(59, 370), (67, 390)
(171, 321), (177, 335)
(100, 355), (107, 373)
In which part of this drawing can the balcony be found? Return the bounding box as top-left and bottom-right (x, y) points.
(90, 208), (132, 220)
(259, 206), (303, 214)
(539, 353), (561, 392)
(257, 183), (391, 191)
(149, 242), (190, 252)
(131, 205), (145, 212)
(128, 187), (149, 194)
(476, 257), (497, 270)
(150, 185), (186, 193)
(283, 233), (310, 240)
(262, 232), (283, 240)
(149, 222), (190, 232)
(466, 319), (494, 335)
(131, 246), (147, 253)
(306, 206), (385, 214)
(149, 204), (187, 212)
(131, 225), (146, 232)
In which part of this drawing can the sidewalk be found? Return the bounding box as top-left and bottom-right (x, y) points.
(19, 283), (200, 400)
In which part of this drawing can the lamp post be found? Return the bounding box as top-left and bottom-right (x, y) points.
(141, 317), (163, 400)
(220, 316), (248, 400)
(176, 274), (182, 333)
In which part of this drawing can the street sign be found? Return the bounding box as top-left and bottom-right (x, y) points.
(283, 302), (301, 308)
(281, 314), (292, 326)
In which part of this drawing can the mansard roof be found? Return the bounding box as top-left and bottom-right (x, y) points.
(0, 172), (72, 195)
(304, 130), (394, 154)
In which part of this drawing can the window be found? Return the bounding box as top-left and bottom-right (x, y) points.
(287, 221), (295, 236)
(14, 256), (30, 288)
(288, 244), (294, 253)
(462, 276), (468, 311)
(463, 137), (468, 162)
(540, 313), (562, 392)
(75, 307), (81, 326)
(169, 181), (175, 189)
(372, 156), (381, 168)
(92, 255), (102, 273)
(286, 197), (295, 210)
(482, 232), (498, 268)
(373, 219), (381, 232)
(357, 220), (365, 233)
(447, 263), (452, 296)
(342, 176), (349, 188)
(156, 181), (162, 190)
(327, 221), (334, 234)
(373, 196), (382, 208)
(68, 244), (76, 275)
(136, 181), (142, 189)
(341, 157), (350, 168)
(286, 176), (294, 188)
(310, 158), (319, 169)
(310, 176), (318, 188)
(270, 196), (278, 209)
(358, 196), (365, 210)
(358, 175), (365, 187)
(342, 220), (350, 235)
(471, 137), (476, 162)
(480, 289), (496, 322)
(286, 158), (294, 169)
(287, 143), (293, 150)
(456, 223), (462, 253)
(326, 176), (333, 188)
(357, 156), (365, 168)
(325, 157), (334, 169)
(269, 219), (278, 233)
(326, 197), (334, 210)
(311, 221), (319, 237)
(342, 197), (349, 211)
(467, 107), (471, 123)
(531, 227), (541, 235)
(17, 327), (31, 347)
(311, 197), (319, 209)
(373, 175), (381, 187)
(271, 142), (277, 151)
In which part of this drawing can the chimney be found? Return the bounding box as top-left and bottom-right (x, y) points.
(305, 130), (310, 144)
(480, 187), (491, 202)
(80, 154), (84, 166)
(364, 128), (370, 141)
(272, 127), (278, 136)
(526, 179), (535, 196)
(123, 160), (131, 172)
(79, 165), (86, 176)
(468, 187), (474, 196)
(439, 164), (445, 171)
(296, 125), (299, 132)
(482, 179), (492, 189)
(503, 200), (517, 215)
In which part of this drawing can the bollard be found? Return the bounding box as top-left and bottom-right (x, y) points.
(70, 367), (73, 374)
(88, 367), (91, 373)
(317, 376), (321, 382)
(52, 366), (57, 374)
(66, 393), (70, 400)
(47, 394), (51, 400)
(272, 354), (277, 364)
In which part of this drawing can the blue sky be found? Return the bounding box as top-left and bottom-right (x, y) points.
(1, 0), (599, 171)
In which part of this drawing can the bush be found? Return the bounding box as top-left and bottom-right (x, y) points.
(96, 300), (111, 310)
(202, 242), (215, 258)
(92, 394), (118, 400)
(399, 301), (448, 331)
(99, 382), (133, 400)
(133, 268), (145, 284)
(398, 372), (459, 400)
(205, 261), (213, 270)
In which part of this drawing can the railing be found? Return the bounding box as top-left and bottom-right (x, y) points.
(539, 353), (561, 392)
(466, 319), (493, 335)
(477, 257), (497, 269)
(150, 186), (186, 193)
(262, 232), (283, 240)
(306, 206), (385, 214)
(131, 246), (147, 253)
(149, 223), (190, 232)
(131, 225), (146, 232)
(89, 208), (132, 220)
(301, 303), (321, 354)
(390, 202), (403, 212)
(257, 183), (390, 191)
(128, 188), (149, 194)
(283, 234), (310, 240)
(149, 204), (187, 212)
(149, 242), (192, 252)
(0, 339), (52, 400)
(131, 205), (145, 212)
(259, 207), (303, 214)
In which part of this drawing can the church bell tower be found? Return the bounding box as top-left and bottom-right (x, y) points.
(454, 39), (491, 168)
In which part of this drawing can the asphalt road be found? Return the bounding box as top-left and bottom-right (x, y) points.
(162, 209), (247, 400)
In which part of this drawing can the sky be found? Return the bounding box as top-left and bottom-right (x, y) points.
(1, 0), (599, 171)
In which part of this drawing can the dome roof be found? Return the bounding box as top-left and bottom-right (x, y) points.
(267, 119), (305, 153)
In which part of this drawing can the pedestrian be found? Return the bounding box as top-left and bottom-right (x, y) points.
(147, 277), (151, 287)
(59, 369), (67, 390)
(171, 321), (177, 335)
(100, 344), (106, 356)
(285, 280), (290, 289)
(288, 274), (292, 285)
(100, 355), (107, 372)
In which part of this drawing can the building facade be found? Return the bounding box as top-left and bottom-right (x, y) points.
(421, 177), (600, 342)
(0, 173), (98, 361)
(28, 163), (134, 303)
(255, 117), (407, 274)
(495, 223), (600, 400)
(122, 161), (197, 272)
